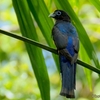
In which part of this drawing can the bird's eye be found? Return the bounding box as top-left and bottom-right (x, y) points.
(56, 11), (61, 15)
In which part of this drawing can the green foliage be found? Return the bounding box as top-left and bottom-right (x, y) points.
(27, 0), (59, 71)
(89, 0), (100, 12)
(12, 0), (50, 100)
(0, 0), (100, 100)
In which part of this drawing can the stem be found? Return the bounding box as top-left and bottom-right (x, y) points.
(0, 29), (100, 74)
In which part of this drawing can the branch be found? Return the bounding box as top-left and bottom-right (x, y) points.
(0, 29), (100, 74)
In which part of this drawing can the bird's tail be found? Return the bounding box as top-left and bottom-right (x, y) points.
(60, 57), (76, 98)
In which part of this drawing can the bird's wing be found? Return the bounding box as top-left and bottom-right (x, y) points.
(71, 37), (79, 63)
(52, 25), (79, 63)
(73, 37), (79, 53)
(52, 26), (68, 49)
(52, 26), (73, 61)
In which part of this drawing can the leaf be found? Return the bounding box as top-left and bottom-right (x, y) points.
(12, 0), (50, 100)
(79, 43), (92, 91)
(89, 0), (100, 12)
(27, 0), (59, 71)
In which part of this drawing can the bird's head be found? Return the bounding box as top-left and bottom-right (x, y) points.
(49, 10), (71, 22)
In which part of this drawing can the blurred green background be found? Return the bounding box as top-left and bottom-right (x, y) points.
(0, 0), (100, 100)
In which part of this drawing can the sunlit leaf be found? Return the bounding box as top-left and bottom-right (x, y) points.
(79, 43), (92, 91)
(27, 0), (59, 71)
(89, 0), (100, 12)
(12, 0), (50, 100)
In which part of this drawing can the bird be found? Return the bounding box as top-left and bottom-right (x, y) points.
(49, 10), (79, 98)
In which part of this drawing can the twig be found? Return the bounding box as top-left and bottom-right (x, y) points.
(0, 29), (100, 74)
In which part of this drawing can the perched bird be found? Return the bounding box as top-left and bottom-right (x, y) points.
(49, 10), (79, 98)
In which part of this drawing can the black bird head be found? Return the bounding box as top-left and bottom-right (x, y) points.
(49, 10), (71, 22)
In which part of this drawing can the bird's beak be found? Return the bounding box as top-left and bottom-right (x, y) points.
(48, 13), (56, 18)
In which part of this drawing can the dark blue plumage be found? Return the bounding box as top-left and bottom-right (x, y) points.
(49, 10), (79, 98)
